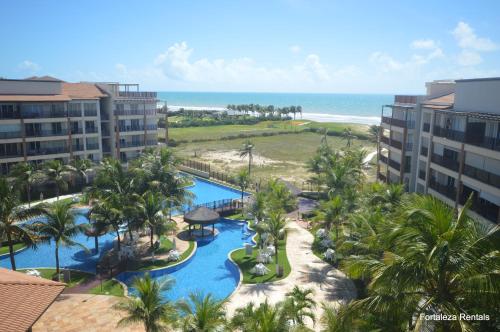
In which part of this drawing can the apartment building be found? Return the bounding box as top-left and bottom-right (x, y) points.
(0, 77), (158, 174)
(378, 78), (500, 225)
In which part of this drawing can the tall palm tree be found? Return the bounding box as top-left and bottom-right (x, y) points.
(42, 160), (76, 200)
(177, 292), (227, 332)
(297, 105), (303, 119)
(267, 212), (287, 275)
(367, 125), (381, 143)
(236, 169), (250, 208)
(136, 191), (168, 248)
(114, 274), (177, 332)
(283, 286), (316, 326)
(315, 195), (343, 239)
(240, 140), (255, 176)
(230, 300), (289, 332)
(89, 196), (124, 251)
(71, 158), (93, 186)
(341, 195), (500, 332)
(341, 127), (357, 148)
(10, 162), (40, 207)
(36, 200), (86, 275)
(0, 177), (42, 270)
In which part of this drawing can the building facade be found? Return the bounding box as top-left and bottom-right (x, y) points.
(378, 78), (500, 225)
(0, 77), (158, 174)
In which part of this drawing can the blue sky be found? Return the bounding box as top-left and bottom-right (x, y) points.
(1, 0), (499, 93)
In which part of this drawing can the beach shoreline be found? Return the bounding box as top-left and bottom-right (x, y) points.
(165, 104), (380, 125)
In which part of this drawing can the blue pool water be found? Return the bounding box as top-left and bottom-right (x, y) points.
(117, 219), (255, 302)
(0, 177), (245, 273)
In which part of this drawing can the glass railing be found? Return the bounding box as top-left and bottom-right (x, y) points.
(86, 143), (100, 150)
(419, 170), (426, 180)
(21, 110), (67, 118)
(465, 135), (500, 152)
(25, 129), (69, 137)
(429, 179), (456, 200)
(27, 146), (68, 155)
(463, 164), (500, 188)
(72, 145), (84, 151)
(85, 127), (98, 133)
(431, 154), (459, 172)
(423, 123), (430, 132)
(0, 151), (23, 158)
(420, 146), (428, 156)
(433, 126), (465, 142)
(0, 132), (22, 139)
(388, 159), (401, 171)
(117, 91), (157, 98)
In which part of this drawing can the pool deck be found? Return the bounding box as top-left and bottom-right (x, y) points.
(226, 220), (357, 330)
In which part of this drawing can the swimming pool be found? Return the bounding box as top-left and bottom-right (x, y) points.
(0, 177), (245, 273)
(117, 219), (255, 302)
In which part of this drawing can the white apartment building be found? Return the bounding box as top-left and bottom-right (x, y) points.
(0, 77), (158, 174)
(378, 77), (500, 225)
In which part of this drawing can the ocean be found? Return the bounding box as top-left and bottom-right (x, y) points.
(157, 92), (392, 125)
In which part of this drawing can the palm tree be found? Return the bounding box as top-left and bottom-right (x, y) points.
(341, 127), (357, 148)
(266, 179), (296, 213)
(114, 274), (177, 332)
(230, 300), (289, 332)
(0, 177), (42, 270)
(240, 140), (255, 176)
(36, 200), (86, 275)
(236, 169), (250, 208)
(297, 105), (303, 119)
(71, 158), (93, 186)
(341, 195), (500, 332)
(367, 125), (381, 143)
(42, 160), (76, 200)
(177, 292), (227, 332)
(10, 162), (39, 207)
(283, 286), (316, 326)
(89, 196), (124, 251)
(315, 195), (343, 239)
(136, 191), (168, 248)
(266, 212), (287, 275)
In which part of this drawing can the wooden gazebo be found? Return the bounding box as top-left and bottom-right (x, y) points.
(184, 206), (220, 237)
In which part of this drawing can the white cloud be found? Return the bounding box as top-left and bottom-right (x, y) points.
(452, 21), (498, 51)
(370, 52), (404, 71)
(290, 45), (301, 53)
(457, 50), (482, 66)
(18, 60), (40, 72)
(411, 39), (438, 50)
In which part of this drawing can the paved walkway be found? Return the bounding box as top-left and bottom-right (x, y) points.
(226, 221), (356, 330)
(21, 193), (82, 208)
(33, 294), (144, 332)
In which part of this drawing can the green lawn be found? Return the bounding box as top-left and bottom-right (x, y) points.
(0, 243), (26, 255)
(20, 268), (92, 288)
(89, 279), (124, 297)
(134, 240), (196, 271)
(155, 236), (174, 254)
(230, 236), (291, 284)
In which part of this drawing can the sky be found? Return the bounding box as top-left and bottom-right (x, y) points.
(1, 0), (500, 94)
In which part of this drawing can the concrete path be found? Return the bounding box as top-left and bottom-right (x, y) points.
(363, 150), (377, 164)
(21, 193), (82, 208)
(226, 221), (356, 330)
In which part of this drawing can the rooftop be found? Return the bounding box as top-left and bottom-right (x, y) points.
(0, 268), (65, 332)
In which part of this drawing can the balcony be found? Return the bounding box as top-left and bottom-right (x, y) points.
(27, 146), (68, 156)
(433, 126), (465, 142)
(405, 142), (413, 151)
(69, 110), (82, 117)
(71, 128), (83, 134)
(120, 141), (146, 148)
(388, 159), (401, 171)
(420, 146), (429, 157)
(395, 95), (417, 104)
(459, 192), (499, 224)
(0, 151), (23, 159)
(380, 136), (403, 149)
(119, 125), (145, 132)
(465, 135), (500, 152)
(72, 145), (84, 152)
(114, 109), (156, 116)
(429, 179), (457, 201)
(21, 110), (67, 119)
(379, 154), (388, 164)
(0, 131), (22, 139)
(463, 164), (500, 188)
(117, 91), (157, 98)
(87, 143), (99, 150)
(431, 154), (459, 172)
(84, 110), (98, 117)
(423, 123), (430, 132)
(25, 129), (69, 138)
(85, 127), (98, 134)
(145, 140), (157, 146)
(419, 170), (426, 180)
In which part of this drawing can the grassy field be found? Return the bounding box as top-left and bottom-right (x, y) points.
(0, 243), (26, 255)
(230, 236), (291, 283)
(89, 279), (124, 297)
(134, 240), (196, 271)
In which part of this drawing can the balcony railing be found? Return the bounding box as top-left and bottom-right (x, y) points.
(459, 193), (499, 224)
(72, 145), (84, 152)
(379, 154), (388, 164)
(0, 151), (23, 159)
(114, 109), (156, 116)
(0, 132), (22, 139)
(87, 143), (99, 150)
(120, 141), (146, 148)
(433, 126), (465, 142)
(406, 142), (413, 151)
(117, 91), (157, 98)
(429, 179), (457, 201)
(84, 110), (98, 117)
(146, 140), (157, 146)
(118, 124), (157, 132)
(69, 110), (82, 117)
(85, 127), (98, 134)
(420, 146), (429, 157)
(381, 116), (415, 129)
(27, 146), (68, 156)
(395, 95), (417, 104)
(21, 110), (67, 118)
(419, 170), (426, 180)
(380, 136), (403, 149)
(463, 164), (500, 188)
(388, 159), (401, 171)
(431, 154), (459, 172)
(25, 129), (69, 137)
(465, 135), (500, 152)
(423, 123), (430, 132)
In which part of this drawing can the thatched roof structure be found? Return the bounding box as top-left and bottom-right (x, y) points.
(184, 206), (220, 225)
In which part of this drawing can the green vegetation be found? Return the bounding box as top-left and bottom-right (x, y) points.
(134, 240), (195, 271)
(0, 242), (25, 255)
(20, 268), (92, 288)
(89, 279), (125, 297)
(231, 236), (291, 283)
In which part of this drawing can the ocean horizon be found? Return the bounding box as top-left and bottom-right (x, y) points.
(158, 91), (392, 125)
